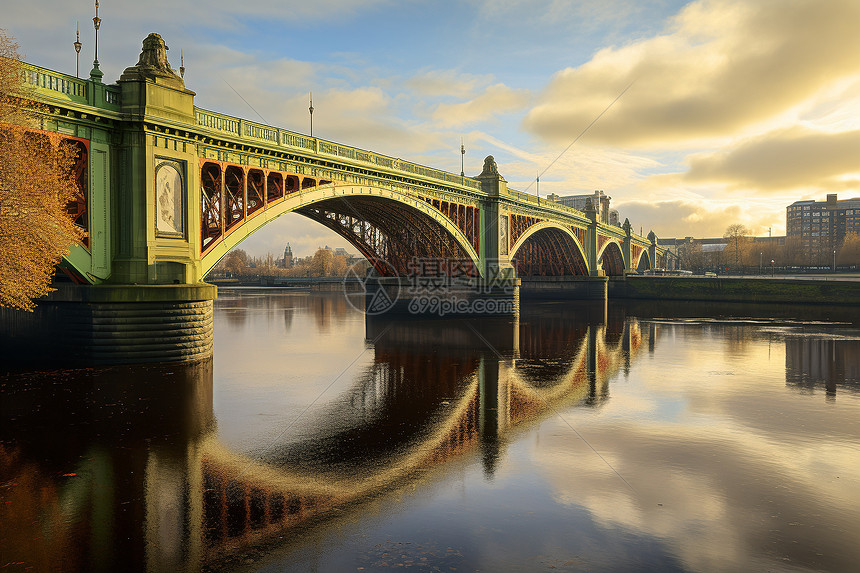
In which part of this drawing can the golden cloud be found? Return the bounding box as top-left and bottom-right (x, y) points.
(614, 199), (777, 238)
(684, 127), (860, 191)
(523, 0), (860, 147)
(431, 83), (530, 129)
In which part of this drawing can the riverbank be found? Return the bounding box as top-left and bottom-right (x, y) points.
(611, 276), (860, 305)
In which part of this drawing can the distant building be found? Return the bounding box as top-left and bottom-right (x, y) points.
(751, 235), (785, 247)
(281, 243), (293, 268)
(546, 190), (612, 224)
(787, 194), (860, 264)
(609, 209), (619, 227)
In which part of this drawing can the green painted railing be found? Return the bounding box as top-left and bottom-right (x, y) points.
(104, 86), (120, 105)
(196, 110), (240, 136)
(194, 106), (481, 192)
(504, 186), (590, 220)
(20, 63), (88, 104)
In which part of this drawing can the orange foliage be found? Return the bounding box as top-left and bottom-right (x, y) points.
(0, 29), (85, 310)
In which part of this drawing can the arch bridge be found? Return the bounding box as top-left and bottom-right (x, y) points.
(21, 33), (667, 290)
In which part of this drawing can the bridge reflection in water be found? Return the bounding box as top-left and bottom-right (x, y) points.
(199, 303), (639, 568)
(0, 301), (641, 572)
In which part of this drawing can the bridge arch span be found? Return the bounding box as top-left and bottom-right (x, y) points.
(598, 240), (625, 277)
(634, 248), (651, 271)
(510, 223), (588, 276)
(201, 183), (482, 277)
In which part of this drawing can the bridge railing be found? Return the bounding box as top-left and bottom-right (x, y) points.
(502, 187), (661, 244)
(194, 107), (481, 192)
(19, 62), (124, 110)
(503, 186), (593, 221)
(19, 63), (89, 105)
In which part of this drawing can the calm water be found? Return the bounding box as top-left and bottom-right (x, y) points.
(2, 291), (859, 572)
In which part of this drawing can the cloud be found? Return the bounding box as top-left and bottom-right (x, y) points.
(523, 0), (860, 147)
(684, 127), (860, 192)
(431, 83), (530, 128)
(406, 69), (495, 99)
(614, 199), (771, 238)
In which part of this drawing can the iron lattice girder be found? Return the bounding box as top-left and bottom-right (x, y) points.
(199, 160), (330, 255)
(224, 166), (245, 230)
(201, 163), (223, 250)
(509, 214), (541, 250)
(65, 139), (90, 248)
(297, 197), (478, 277)
(247, 169), (265, 216)
(513, 227), (588, 277)
(418, 195), (481, 253)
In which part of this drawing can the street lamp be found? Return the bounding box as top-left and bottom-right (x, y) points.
(91, 0), (102, 79)
(308, 92), (314, 137)
(771, 259), (775, 277)
(74, 22), (81, 78)
(833, 250), (837, 273)
(759, 251), (762, 275)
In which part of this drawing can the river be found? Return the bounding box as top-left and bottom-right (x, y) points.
(2, 290), (859, 572)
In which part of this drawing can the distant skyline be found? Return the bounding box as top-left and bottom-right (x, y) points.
(7, 0), (859, 257)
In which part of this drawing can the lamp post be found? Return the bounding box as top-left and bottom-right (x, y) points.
(91, 0), (102, 80)
(833, 249), (837, 273)
(308, 92), (314, 137)
(771, 259), (775, 277)
(74, 22), (81, 78)
(460, 138), (465, 177)
(759, 251), (762, 275)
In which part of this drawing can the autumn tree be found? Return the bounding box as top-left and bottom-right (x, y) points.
(679, 240), (703, 272)
(0, 30), (85, 310)
(331, 253), (349, 277)
(310, 248), (334, 277)
(837, 233), (860, 266)
(222, 249), (248, 276)
(723, 224), (750, 271)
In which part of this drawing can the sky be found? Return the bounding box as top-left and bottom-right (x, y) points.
(6, 0), (860, 257)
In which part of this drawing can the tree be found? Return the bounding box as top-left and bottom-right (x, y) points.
(0, 30), (85, 310)
(723, 224), (750, 271)
(310, 248), (334, 277)
(221, 249), (249, 276)
(837, 233), (860, 266)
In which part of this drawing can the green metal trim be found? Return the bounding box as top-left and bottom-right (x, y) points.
(62, 244), (97, 284)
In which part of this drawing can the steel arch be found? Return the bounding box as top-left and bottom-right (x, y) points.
(510, 223), (589, 277)
(599, 241), (625, 276)
(200, 184), (482, 277)
(634, 248), (651, 271)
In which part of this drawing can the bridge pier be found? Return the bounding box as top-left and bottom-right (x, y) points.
(518, 276), (608, 300)
(363, 276), (520, 317)
(0, 283), (216, 367)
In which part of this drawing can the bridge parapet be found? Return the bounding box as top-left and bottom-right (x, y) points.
(192, 106), (482, 193)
